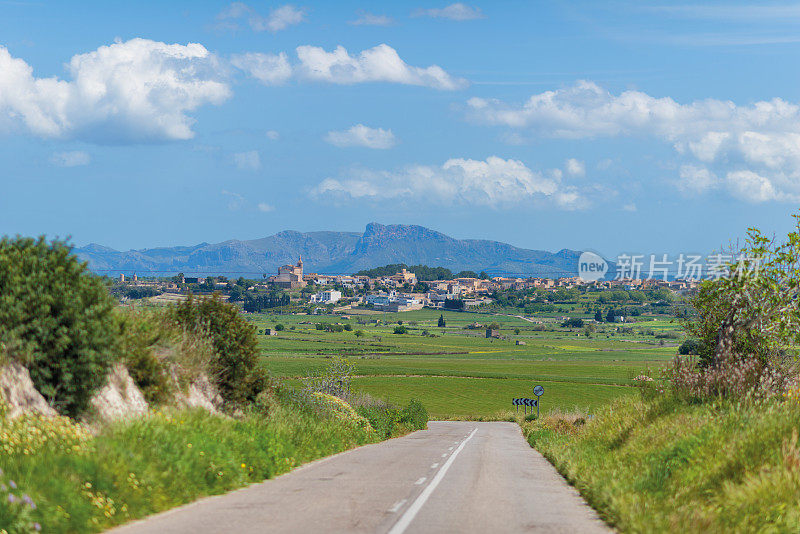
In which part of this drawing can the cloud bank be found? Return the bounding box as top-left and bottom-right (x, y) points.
(468, 80), (800, 202)
(311, 156), (589, 209)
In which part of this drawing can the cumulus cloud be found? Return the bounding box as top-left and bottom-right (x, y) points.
(230, 43), (466, 90)
(216, 3), (306, 32)
(413, 3), (484, 20)
(257, 202), (275, 212)
(349, 12), (393, 26)
(0, 38), (230, 143)
(233, 150), (261, 171)
(325, 124), (396, 149)
(230, 52), (292, 85)
(51, 150), (90, 167)
(467, 80), (800, 202)
(677, 165), (719, 194)
(565, 158), (585, 177)
(295, 44), (468, 90)
(310, 156), (589, 209)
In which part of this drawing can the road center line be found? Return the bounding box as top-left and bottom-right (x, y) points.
(430, 463), (439, 469)
(388, 427), (478, 534)
(414, 477), (427, 485)
(388, 500), (407, 513)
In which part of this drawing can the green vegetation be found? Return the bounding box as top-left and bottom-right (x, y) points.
(520, 214), (800, 532)
(255, 306), (681, 418)
(354, 263), (481, 281)
(0, 236), (118, 416)
(0, 387), (381, 533)
(0, 239), (430, 533)
(523, 395), (800, 532)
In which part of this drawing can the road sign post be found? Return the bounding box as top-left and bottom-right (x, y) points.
(533, 385), (544, 418)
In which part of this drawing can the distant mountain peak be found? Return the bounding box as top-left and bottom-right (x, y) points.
(75, 223), (585, 278)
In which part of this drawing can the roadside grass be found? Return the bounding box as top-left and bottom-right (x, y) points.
(0, 390), (426, 533)
(521, 394), (800, 533)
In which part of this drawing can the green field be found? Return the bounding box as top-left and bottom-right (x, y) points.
(254, 308), (681, 418)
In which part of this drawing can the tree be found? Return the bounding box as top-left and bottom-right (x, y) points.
(394, 325), (408, 334)
(687, 214), (800, 367)
(0, 237), (118, 416)
(354, 330), (365, 338)
(514, 328), (521, 335)
(479, 271), (489, 280)
(594, 309), (603, 322)
(607, 308), (617, 322)
(172, 294), (265, 406)
(438, 314), (446, 328)
(274, 323), (285, 331)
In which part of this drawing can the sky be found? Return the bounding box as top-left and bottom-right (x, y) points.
(2, 1), (800, 258)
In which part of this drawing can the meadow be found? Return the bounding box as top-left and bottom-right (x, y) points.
(253, 306), (682, 418)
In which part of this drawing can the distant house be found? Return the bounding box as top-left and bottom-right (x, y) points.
(516, 340), (526, 345)
(311, 290), (342, 304)
(264, 328), (278, 336)
(486, 328), (500, 339)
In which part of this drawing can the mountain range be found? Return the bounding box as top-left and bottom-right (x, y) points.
(75, 223), (589, 278)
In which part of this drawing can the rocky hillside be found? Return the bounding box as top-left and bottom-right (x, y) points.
(75, 223), (589, 277)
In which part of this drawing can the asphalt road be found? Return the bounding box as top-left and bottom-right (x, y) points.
(110, 421), (610, 533)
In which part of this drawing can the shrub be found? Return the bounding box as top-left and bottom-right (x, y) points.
(171, 295), (266, 407)
(0, 237), (118, 416)
(116, 308), (215, 406)
(274, 324), (285, 331)
(678, 338), (702, 355)
(393, 326), (408, 334)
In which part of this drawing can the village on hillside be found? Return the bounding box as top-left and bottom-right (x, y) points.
(111, 255), (701, 313)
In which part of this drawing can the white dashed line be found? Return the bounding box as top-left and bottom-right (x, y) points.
(414, 477), (427, 485)
(430, 463), (439, 469)
(388, 500), (407, 513)
(388, 427), (478, 534)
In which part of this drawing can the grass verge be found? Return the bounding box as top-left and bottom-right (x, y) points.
(0, 389), (427, 533)
(521, 395), (800, 533)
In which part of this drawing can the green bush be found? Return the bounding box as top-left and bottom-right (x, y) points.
(171, 294), (266, 407)
(393, 326), (408, 334)
(0, 237), (117, 416)
(116, 308), (215, 406)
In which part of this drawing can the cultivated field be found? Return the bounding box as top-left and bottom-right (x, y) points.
(253, 308), (681, 418)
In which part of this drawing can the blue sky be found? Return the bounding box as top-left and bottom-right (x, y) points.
(2, 1), (800, 258)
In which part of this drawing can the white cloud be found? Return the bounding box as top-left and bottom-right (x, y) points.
(349, 12), (393, 26)
(51, 150), (90, 167)
(565, 158), (585, 177)
(230, 44), (466, 90)
(257, 202), (275, 212)
(622, 203), (637, 212)
(677, 165), (719, 194)
(216, 3), (306, 32)
(413, 3), (484, 20)
(295, 44), (468, 90)
(467, 80), (800, 202)
(325, 124), (396, 149)
(266, 130), (279, 140)
(0, 39), (230, 142)
(726, 170), (782, 202)
(230, 53), (292, 85)
(222, 190), (245, 210)
(233, 150), (261, 171)
(310, 156), (589, 209)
